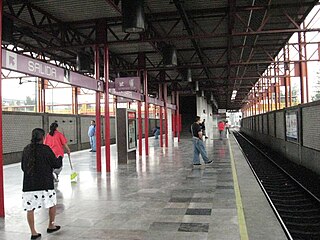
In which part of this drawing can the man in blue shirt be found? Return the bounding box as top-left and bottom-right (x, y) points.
(88, 120), (96, 152)
(191, 116), (213, 166)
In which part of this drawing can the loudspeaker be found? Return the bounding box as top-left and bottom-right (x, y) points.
(162, 45), (177, 67)
(76, 52), (91, 73)
(2, 17), (14, 44)
(122, 0), (145, 33)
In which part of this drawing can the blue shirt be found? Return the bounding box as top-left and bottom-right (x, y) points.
(88, 125), (95, 137)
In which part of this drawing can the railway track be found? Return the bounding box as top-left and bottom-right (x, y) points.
(233, 131), (320, 240)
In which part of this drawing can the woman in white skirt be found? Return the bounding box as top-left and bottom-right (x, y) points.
(21, 128), (62, 239)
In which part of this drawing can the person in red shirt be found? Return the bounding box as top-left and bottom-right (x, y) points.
(44, 122), (70, 182)
(218, 121), (225, 140)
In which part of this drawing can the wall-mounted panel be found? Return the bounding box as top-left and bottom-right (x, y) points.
(275, 112), (285, 140)
(3, 113), (42, 153)
(263, 114), (268, 134)
(48, 116), (77, 145)
(268, 113), (275, 137)
(302, 105), (320, 151)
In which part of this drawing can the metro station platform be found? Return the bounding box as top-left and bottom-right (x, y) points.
(0, 132), (287, 240)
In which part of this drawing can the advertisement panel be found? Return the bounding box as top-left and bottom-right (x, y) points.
(286, 110), (298, 142)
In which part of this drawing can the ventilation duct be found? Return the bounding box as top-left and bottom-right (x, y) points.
(162, 45), (177, 67)
(2, 17), (14, 44)
(76, 52), (91, 73)
(122, 0), (145, 33)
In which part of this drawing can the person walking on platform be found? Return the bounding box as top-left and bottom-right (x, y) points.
(44, 122), (71, 182)
(225, 120), (231, 135)
(191, 116), (213, 166)
(88, 120), (96, 152)
(218, 120), (225, 140)
(21, 128), (62, 239)
(201, 119), (208, 139)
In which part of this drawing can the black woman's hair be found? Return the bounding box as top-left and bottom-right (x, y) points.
(25, 128), (45, 175)
(49, 122), (58, 136)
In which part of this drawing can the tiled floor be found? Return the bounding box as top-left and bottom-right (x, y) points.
(0, 133), (286, 240)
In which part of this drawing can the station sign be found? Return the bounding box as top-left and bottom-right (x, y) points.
(147, 96), (164, 107)
(166, 103), (176, 110)
(109, 88), (144, 101)
(115, 77), (140, 92)
(2, 49), (103, 92)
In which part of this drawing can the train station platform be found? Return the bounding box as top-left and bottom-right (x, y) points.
(1, 132), (287, 240)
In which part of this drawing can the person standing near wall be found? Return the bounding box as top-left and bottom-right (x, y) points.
(22, 128), (62, 239)
(218, 120), (225, 140)
(225, 120), (231, 135)
(191, 116), (213, 166)
(88, 120), (96, 152)
(44, 122), (71, 182)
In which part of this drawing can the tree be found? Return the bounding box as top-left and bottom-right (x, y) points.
(25, 96), (35, 105)
(311, 72), (320, 101)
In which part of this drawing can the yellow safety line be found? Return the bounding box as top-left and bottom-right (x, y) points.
(228, 140), (249, 240)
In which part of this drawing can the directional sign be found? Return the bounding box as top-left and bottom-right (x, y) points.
(2, 49), (103, 92)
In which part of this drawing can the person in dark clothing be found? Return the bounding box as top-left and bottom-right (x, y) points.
(21, 128), (62, 239)
(191, 116), (213, 166)
(201, 119), (208, 139)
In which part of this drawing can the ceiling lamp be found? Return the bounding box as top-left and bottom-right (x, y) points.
(76, 52), (91, 73)
(187, 68), (192, 82)
(195, 81), (199, 91)
(122, 0), (145, 33)
(2, 16), (14, 44)
(162, 45), (177, 67)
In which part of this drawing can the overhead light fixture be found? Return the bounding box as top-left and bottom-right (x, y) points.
(162, 45), (177, 67)
(187, 68), (192, 82)
(210, 93), (214, 101)
(195, 81), (199, 91)
(231, 90), (237, 101)
(2, 16), (14, 44)
(122, 0), (145, 33)
(76, 51), (92, 73)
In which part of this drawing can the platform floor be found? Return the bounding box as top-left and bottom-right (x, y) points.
(0, 132), (287, 240)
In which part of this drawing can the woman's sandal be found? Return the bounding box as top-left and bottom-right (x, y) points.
(31, 233), (41, 239)
(47, 225), (61, 233)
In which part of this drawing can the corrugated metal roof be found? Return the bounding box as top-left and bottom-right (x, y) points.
(2, 0), (319, 110)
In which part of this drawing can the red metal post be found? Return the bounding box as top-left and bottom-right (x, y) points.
(138, 100), (142, 155)
(171, 91), (176, 137)
(176, 91), (180, 142)
(298, 32), (305, 104)
(164, 83), (168, 147)
(0, 0), (5, 217)
(144, 70), (149, 156)
(303, 25), (309, 103)
(104, 45), (111, 172)
(95, 45), (102, 172)
(159, 84), (163, 147)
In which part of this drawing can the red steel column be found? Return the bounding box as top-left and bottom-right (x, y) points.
(159, 84), (163, 147)
(0, 0), (5, 217)
(171, 91), (176, 137)
(95, 45), (102, 172)
(144, 70), (149, 156)
(298, 32), (305, 104)
(164, 83), (168, 147)
(176, 91), (180, 142)
(138, 100), (142, 155)
(303, 26), (309, 103)
(104, 45), (111, 172)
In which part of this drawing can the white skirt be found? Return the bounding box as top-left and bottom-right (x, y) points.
(22, 190), (57, 211)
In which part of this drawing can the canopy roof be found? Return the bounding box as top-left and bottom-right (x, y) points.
(3, 0), (318, 110)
